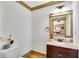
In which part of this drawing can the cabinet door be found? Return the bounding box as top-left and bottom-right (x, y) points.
(47, 45), (78, 58)
(59, 48), (78, 58)
(47, 45), (59, 58)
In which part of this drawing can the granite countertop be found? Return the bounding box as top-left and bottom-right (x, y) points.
(47, 39), (79, 50)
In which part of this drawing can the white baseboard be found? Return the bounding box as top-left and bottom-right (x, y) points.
(20, 50), (31, 57)
(32, 49), (46, 55)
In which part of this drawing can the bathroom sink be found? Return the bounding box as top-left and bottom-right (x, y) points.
(50, 37), (72, 43)
(47, 38), (78, 50)
(57, 39), (64, 42)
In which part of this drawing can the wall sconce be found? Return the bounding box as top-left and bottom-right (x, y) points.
(53, 5), (65, 13)
(56, 5), (64, 9)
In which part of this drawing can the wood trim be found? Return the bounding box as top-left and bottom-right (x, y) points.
(16, 1), (32, 11)
(31, 1), (64, 11)
(16, 1), (64, 11)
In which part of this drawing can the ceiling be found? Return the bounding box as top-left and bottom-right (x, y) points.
(23, 1), (50, 7)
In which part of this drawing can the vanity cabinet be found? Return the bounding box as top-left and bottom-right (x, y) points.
(47, 45), (78, 58)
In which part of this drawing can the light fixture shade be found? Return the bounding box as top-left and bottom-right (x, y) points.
(56, 5), (64, 9)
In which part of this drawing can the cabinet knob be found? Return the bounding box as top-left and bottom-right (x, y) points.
(58, 54), (63, 57)
(60, 54), (63, 56)
(57, 54), (60, 56)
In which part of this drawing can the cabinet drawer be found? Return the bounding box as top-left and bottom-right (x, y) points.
(47, 45), (61, 58)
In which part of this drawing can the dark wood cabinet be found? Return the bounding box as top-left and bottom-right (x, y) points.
(47, 45), (78, 58)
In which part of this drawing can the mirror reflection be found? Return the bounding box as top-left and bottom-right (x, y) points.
(53, 16), (66, 37)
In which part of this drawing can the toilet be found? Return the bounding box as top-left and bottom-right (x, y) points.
(0, 44), (20, 58)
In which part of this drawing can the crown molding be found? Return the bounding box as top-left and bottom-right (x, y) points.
(16, 1), (64, 11)
(31, 1), (64, 11)
(16, 1), (32, 11)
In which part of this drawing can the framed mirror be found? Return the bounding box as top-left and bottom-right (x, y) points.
(49, 10), (73, 39)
